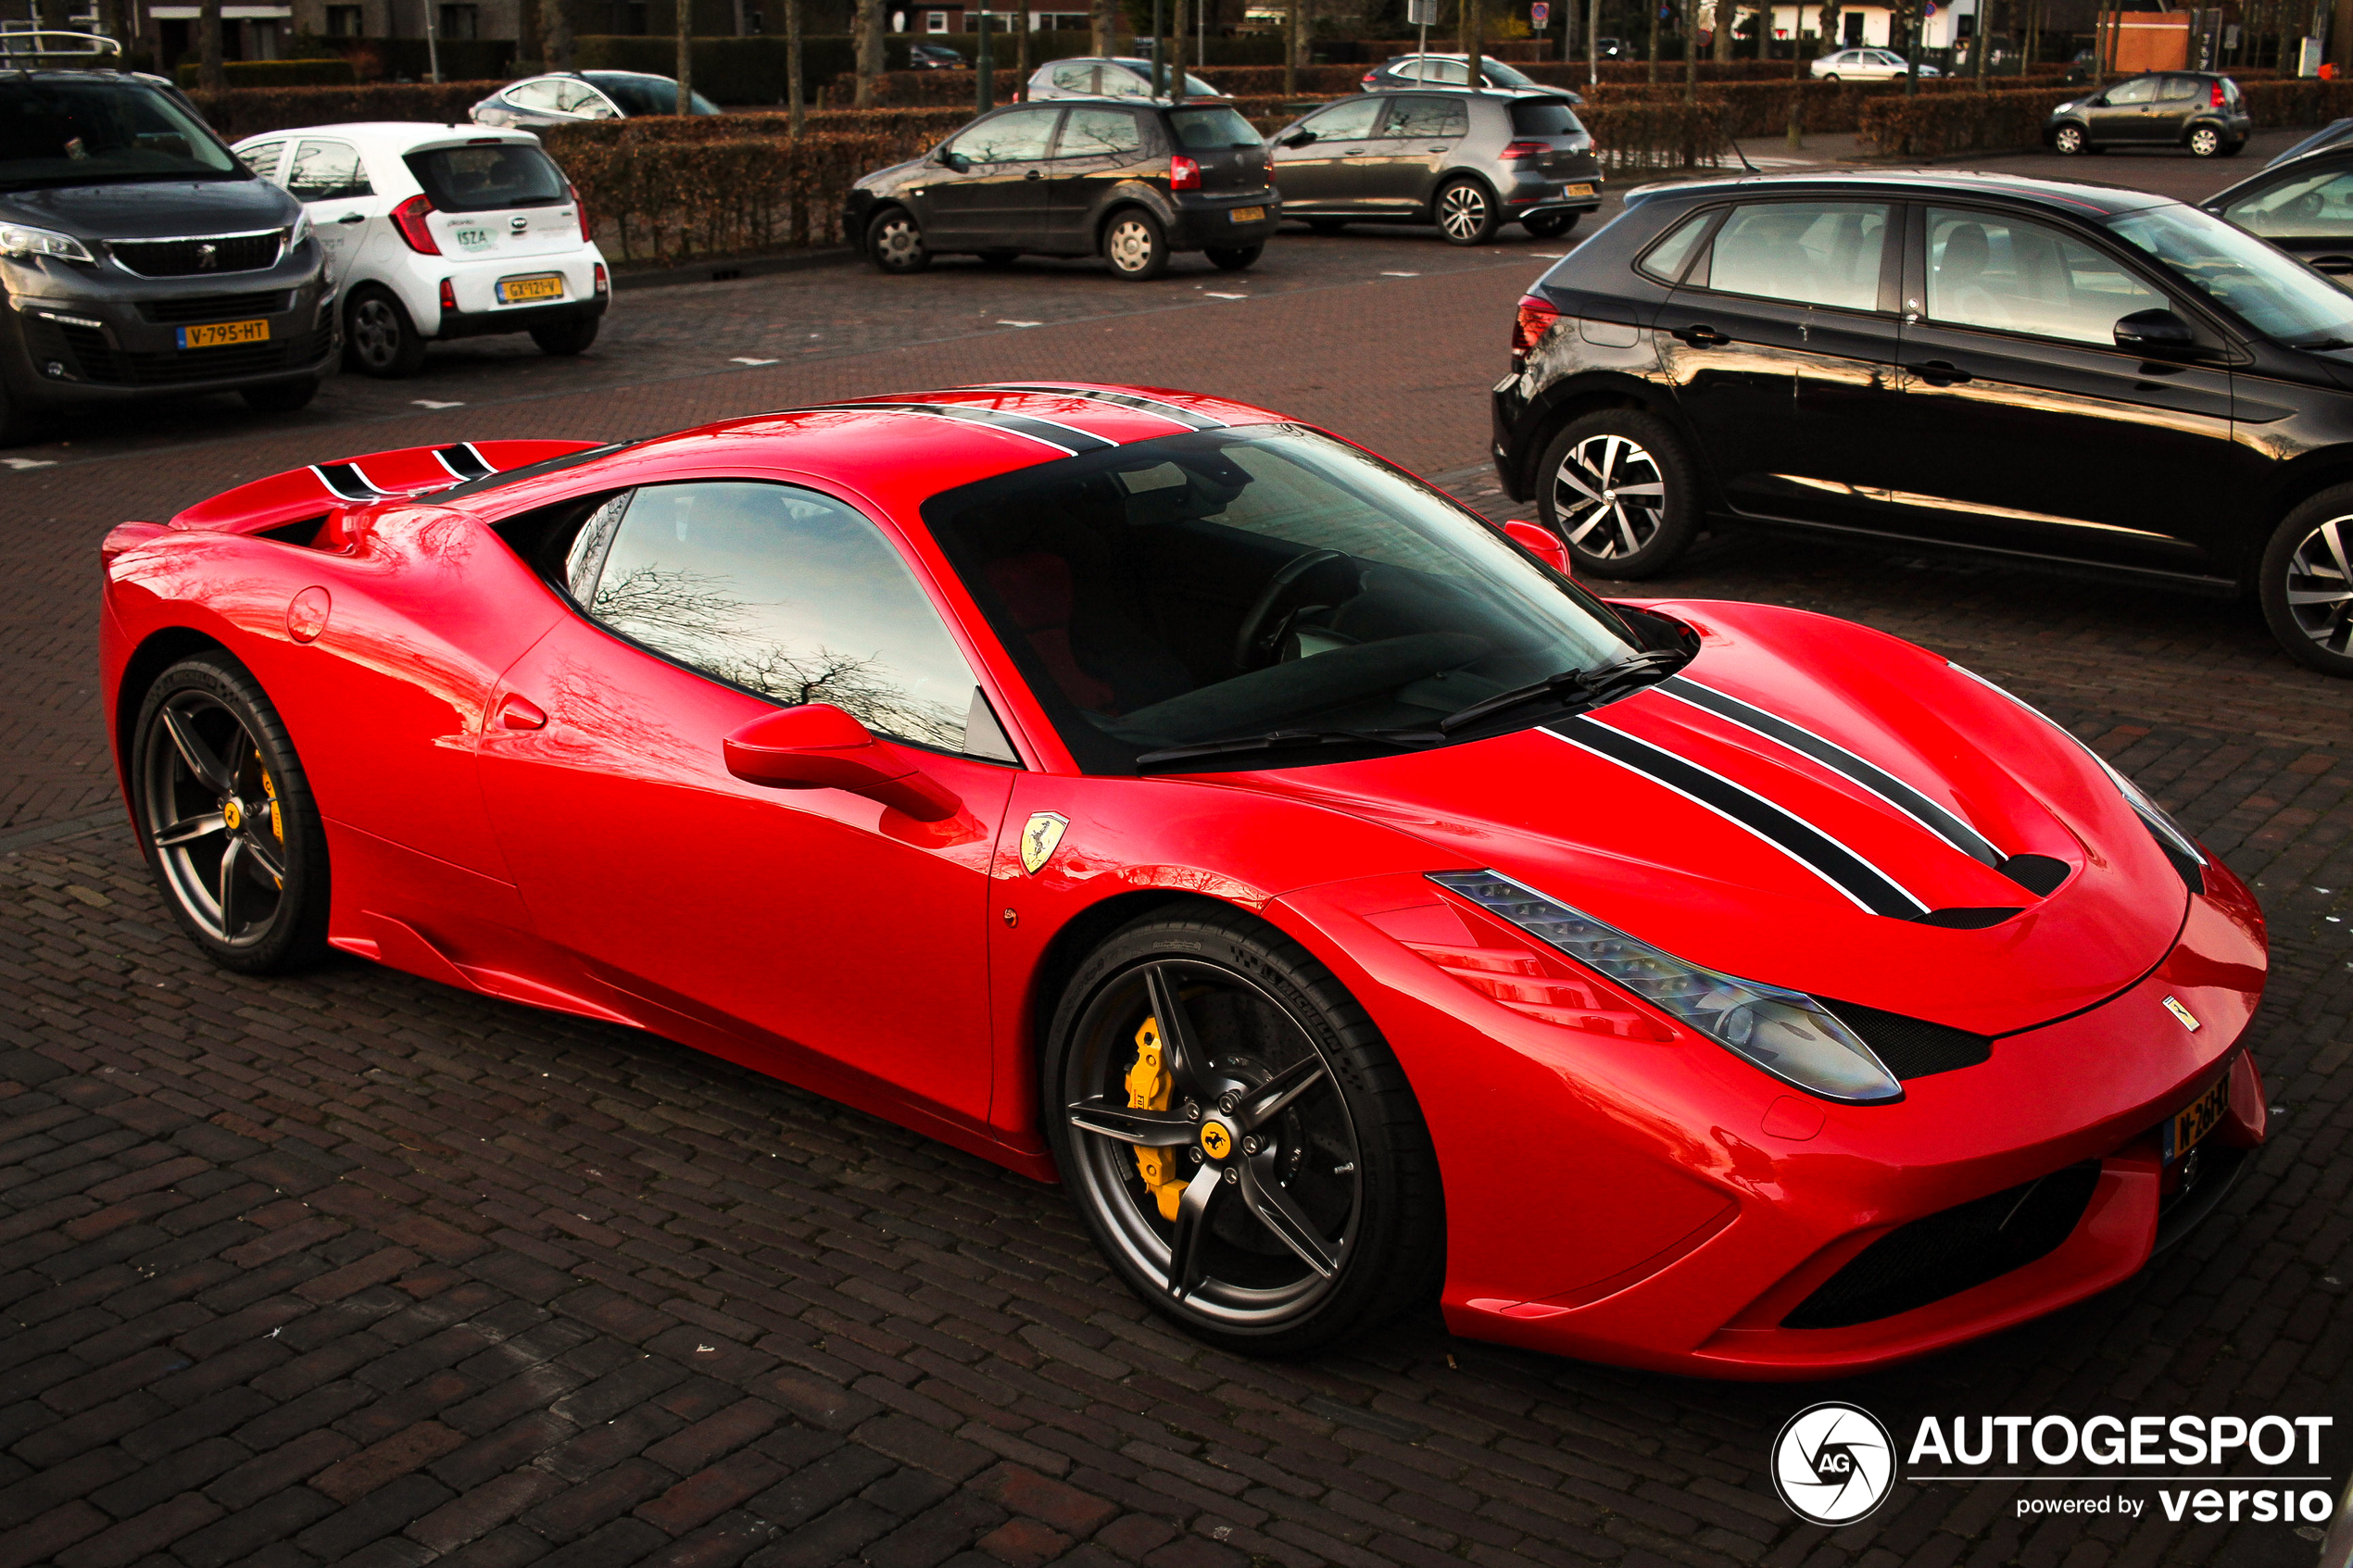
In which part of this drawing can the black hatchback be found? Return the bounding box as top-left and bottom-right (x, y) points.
(2045, 71), (2250, 157)
(2205, 144), (2353, 276)
(845, 99), (1278, 281)
(1491, 170), (2353, 675)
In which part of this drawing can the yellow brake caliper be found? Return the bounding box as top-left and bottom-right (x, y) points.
(258, 755), (285, 888)
(1126, 1017), (1188, 1223)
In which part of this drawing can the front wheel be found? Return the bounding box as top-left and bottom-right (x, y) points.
(866, 207), (930, 274)
(1534, 407), (1701, 579)
(529, 316), (599, 356)
(132, 653), (332, 972)
(345, 285), (427, 378)
(2187, 125), (2223, 157)
(1102, 208), (1169, 280)
(2258, 488), (2353, 677)
(1434, 178), (1498, 245)
(2053, 123), (2087, 155)
(1205, 244), (1262, 270)
(1044, 906), (1443, 1356)
(1521, 210), (1579, 239)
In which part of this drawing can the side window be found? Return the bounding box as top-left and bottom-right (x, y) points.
(1925, 207), (2163, 345)
(237, 140), (283, 180)
(2108, 77), (2157, 105)
(2223, 168), (2353, 237)
(553, 79), (617, 115)
(1703, 200), (1887, 309)
(1638, 207), (1715, 282)
(1382, 95), (1468, 138)
(2159, 76), (2200, 101)
(1050, 61), (1095, 91)
(1059, 107), (1144, 157)
(1427, 58), (1470, 82)
(286, 139), (371, 202)
(575, 482), (1004, 759)
(1300, 96), (1385, 141)
(1103, 66), (1151, 98)
(948, 107), (1062, 163)
(504, 78), (567, 110)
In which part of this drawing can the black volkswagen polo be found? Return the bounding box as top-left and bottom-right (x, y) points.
(1491, 170), (2353, 675)
(845, 99), (1278, 282)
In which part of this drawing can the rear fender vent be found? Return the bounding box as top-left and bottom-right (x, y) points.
(1819, 998), (1992, 1080)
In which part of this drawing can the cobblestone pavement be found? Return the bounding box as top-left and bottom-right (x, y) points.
(2, 149), (2350, 1568)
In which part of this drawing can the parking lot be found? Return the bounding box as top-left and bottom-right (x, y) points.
(3, 136), (2350, 1568)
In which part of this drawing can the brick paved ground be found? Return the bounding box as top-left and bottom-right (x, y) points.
(2, 151), (2348, 1568)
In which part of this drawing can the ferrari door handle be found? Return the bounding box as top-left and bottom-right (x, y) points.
(496, 695), (547, 731)
(1910, 359), (1971, 384)
(1670, 324), (1730, 346)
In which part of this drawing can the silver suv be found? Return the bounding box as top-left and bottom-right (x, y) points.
(1268, 89), (1602, 245)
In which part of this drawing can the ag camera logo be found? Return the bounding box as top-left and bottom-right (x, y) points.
(1773, 1402), (1896, 1525)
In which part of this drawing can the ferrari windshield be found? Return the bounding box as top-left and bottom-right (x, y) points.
(921, 425), (1663, 773)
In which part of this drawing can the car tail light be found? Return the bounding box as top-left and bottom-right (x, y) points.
(438, 278), (457, 313)
(392, 194), (440, 255)
(569, 182), (591, 241)
(2211, 80), (2225, 106)
(1170, 154), (1202, 191)
(594, 262), (609, 295)
(1512, 293), (1560, 363)
(1361, 69), (1379, 86)
(1499, 139), (1551, 164)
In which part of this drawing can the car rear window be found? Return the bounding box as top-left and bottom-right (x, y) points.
(404, 143), (569, 211)
(1510, 99), (1584, 136)
(1170, 106), (1260, 149)
(584, 72), (721, 115)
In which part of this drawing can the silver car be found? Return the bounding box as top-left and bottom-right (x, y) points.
(472, 70), (721, 130)
(1268, 88), (1602, 245)
(1026, 56), (1218, 102)
(1809, 47), (1940, 80)
(1359, 52), (1581, 103)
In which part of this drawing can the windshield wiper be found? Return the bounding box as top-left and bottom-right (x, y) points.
(1435, 647), (1684, 735)
(1134, 726), (1441, 770)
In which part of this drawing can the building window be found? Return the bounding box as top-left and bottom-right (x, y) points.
(325, 4), (362, 32)
(925, 10), (948, 30)
(437, 3), (476, 36)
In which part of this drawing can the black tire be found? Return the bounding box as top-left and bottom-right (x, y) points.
(2187, 125), (2224, 157)
(2258, 485), (2353, 678)
(1205, 244), (1262, 270)
(1306, 218), (1347, 234)
(0, 381), (50, 445)
(345, 285), (427, 378)
(1533, 407), (1702, 579)
(1521, 210), (1579, 239)
(529, 315), (599, 356)
(131, 652), (331, 973)
(1102, 207), (1169, 281)
(1043, 905), (1443, 1357)
(240, 376), (319, 414)
(2052, 123), (2087, 156)
(1434, 177), (1499, 245)
(866, 207), (930, 274)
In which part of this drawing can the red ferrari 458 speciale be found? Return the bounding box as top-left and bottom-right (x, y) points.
(98, 384), (2267, 1377)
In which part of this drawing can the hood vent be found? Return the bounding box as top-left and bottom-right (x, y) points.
(1819, 998), (1992, 1081)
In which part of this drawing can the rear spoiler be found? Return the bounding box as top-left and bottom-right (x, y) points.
(166, 439), (608, 534)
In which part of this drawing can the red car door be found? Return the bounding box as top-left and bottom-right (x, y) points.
(475, 478), (1023, 1130)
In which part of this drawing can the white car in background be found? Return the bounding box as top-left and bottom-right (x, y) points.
(1810, 47), (1940, 79)
(233, 122), (610, 378)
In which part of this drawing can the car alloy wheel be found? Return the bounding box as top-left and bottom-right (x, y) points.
(1436, 180), (1495, 245)
(1553, 432), (1668, 559)
(2277, 512), (2353, 659)
(1103, 211), (1167, 279)
(2189, 126), (2222, 157)
(2054, 125), (2086, 154)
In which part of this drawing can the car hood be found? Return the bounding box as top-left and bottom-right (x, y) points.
(1235, 599), (2191, 1037)
(0, 177), (295, 239)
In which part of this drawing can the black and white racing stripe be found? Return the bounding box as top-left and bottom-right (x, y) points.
(309, 462), (384, 503)
(433, 443), (494, 481)
(800, 400), (1118, 455)
(1654, 675), (2008, 869)
(976, 383), (1227, 431)
(1546, 713), (1932, 918)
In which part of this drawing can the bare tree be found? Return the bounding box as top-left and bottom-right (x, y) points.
(543, 0), (574, 69)
(676, 0), (694, 110)
(1093, 0), (1115, 57)
(854, 0), (882, 107)
(786, 0), (804, 132)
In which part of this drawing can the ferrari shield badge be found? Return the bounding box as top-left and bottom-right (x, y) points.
(1020, 812), (1070, 875)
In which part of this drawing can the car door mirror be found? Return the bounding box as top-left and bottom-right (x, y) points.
(1278, 129), (1315, 146)
(1503, 520), (1572, 574)
(723, 704), (962, 822)
(939, 149), (971, 170)
(2114, 307), (2196, 351)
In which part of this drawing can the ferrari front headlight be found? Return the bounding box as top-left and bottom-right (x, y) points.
(1428, 870), (1904, 1104)
(0, 223), (94, 263)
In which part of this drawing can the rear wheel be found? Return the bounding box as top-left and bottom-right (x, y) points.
(1521, 210), (1579, 239)
(1044, 906), (1443, 1356)
(1102, 208), (1169, 280)
(530, 316), (599, 356)
(2053, 124), (2087, 155)
(2259, 486), (2353, 678)
(2187, 125), (2223, 157)
(1534, 407), (1701, 579)
(346, 285), (427, 378)
(1435, 178), (1498, 245)
(866, 207), (930, 274)
(1205, 244), (1262, 270)
(241, 377), (319, 414)
(131, 653), (331, 973)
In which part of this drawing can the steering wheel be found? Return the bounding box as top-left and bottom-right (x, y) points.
(1232, 549), (1348, 672)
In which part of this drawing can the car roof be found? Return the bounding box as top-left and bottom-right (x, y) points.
(231, 121), (541, 154)
(1625, 167), (2177, 220)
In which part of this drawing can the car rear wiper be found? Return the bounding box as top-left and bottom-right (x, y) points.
(1133, 726), (1441, 770)
(1435, 648), (1684, 735)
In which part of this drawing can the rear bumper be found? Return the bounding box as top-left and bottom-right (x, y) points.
(1498, 166), (1604, 216)
(435, 295), (607, 342)
(1167, 190), (1283, 250)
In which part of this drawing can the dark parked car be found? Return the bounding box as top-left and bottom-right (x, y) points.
(1359, 53), (1581, 105)
(847, 99), (1277, 280)
(2045, 71), (2249, 157)
(1268, 90), (1602, 244)
(907, 43), (964, 68)
(1491, 170), (2353, 675)
(0, 35), (335, 441)
(471, 71), (721, 130)
(2265, 115), (2353, 168)
(2206, 144), (2353, 274)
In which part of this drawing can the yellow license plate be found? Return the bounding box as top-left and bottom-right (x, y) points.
(1564, 182), (1596, 198)
(497, 273), (565, 304)
(2166, 1076), (2229, 1160)
(1228, 207), (1266, 224)
(178, 318), (268, 349)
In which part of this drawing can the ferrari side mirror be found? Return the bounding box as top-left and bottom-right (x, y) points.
(723, 703), (962, 822)
(1504, 519), (1573, 575)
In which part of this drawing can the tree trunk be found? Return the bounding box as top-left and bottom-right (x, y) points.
(1648, 0), (1660, 81)
(1093, 0), (1114, 57)
(854, 0), (881, 107)
(1016, 5), (1030, 99)
(1171, 0), (1186, 99)
(1466, 0), (1481, 93)
(787, 0), (803, 131)
(1283, 0), (1298, 94)
(676, 0), (693, 107)
(1683, 0), (1699, 98)
(518, 0), (541, 71)
(1588, 0), (1600, 80)
(198, 0), (224, 91)
(542, 0), (573, 69)
(1713, 0), (1732, 59)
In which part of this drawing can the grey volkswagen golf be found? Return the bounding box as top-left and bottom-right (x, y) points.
(1266, 89), (1602, 245)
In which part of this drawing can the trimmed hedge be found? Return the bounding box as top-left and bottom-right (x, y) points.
(557, 131), (916, 260)
(1856, 87), (2076, 155)
(183, 80), (505, 140)
(173, 57), (355, 89)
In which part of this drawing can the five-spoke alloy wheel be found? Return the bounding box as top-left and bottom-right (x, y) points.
(2261, 488), (2353, 677)
(132, 654), (330, 972)
(1534, 408), (1699, 578)
(1046, 908), (1441, 1353)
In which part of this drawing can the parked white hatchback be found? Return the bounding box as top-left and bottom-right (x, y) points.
(1809, 47), (1940, 80)
(233, 122), (610, 378)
